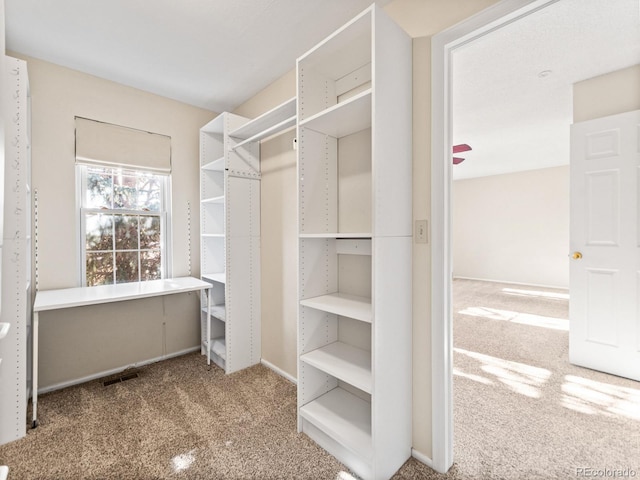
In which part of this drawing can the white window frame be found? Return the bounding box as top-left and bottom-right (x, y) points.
(76, 165), (173, 286)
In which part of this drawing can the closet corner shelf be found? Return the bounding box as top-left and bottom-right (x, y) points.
(230, 97), (296, 140)
(300, 341), (372, 393)
(202, 273), (226, 284)
(209, 337), (226, 360)
(299, 387), (372, 460)
(300, 293), (371, 323)
(0, 322), (10, 340)
(299, 89), (371, 138)
(201, 195), (225, 204)
(202, 156), (225, 171)
(202, 304), (226, 322)
(299, 233), (371, 239)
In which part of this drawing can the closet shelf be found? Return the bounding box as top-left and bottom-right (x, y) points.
(209, 337), (226, 360)
(202, 233), (225, 238)
(301, 342), (371, 393)
(300, 293), (371, 323)
(299, 89), (371, 138)
(201, 195), (225, 204)
(299, 387), (372, 460)
(0, 323), (10, 340)
(202, 273), (226, 284)
(202, 305), (226, 322)
(232, 116), (296, 151)
(202, 156), (225, 171)
(230, 97), (296, 140)
(299, 233), (371, 239)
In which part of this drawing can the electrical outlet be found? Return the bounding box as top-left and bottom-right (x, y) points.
(416, 220), (428, 243)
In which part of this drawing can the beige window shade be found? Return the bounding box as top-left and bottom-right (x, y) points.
(75, 117), (171, 173)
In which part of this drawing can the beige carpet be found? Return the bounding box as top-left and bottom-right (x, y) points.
(451, 278), (640, 479)
(1, 279), (638, 479)
(0, 353), (436, 479)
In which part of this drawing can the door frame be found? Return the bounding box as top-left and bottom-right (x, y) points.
(430, 0), (561, 473)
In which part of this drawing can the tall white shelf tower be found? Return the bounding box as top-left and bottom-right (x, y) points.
(199, 112), (262, 374)
(0, 56), (32, 446)
(296, 6), (412, 479)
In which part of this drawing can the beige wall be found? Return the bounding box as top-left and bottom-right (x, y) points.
(15, 53), (216, 388)
(453, 166), (569, 288)
(573, 64), (640, 123)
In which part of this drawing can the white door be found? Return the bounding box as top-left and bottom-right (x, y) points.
(570, 109), (640, 381)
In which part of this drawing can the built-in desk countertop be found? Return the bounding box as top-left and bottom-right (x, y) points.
(31, 277), (212, 428)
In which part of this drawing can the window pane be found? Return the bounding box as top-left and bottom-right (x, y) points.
(114, 172), (138, 210)
(114, 215), (139, 250)
(116, 251), (139, 284)
(137, 174), (162, 212)
(86, 168), (113, 209)
(140, 216), (161, 249)
(86, 252), (114, 286)
(141, 250), (162, 281)
(86, 214), (113, 251)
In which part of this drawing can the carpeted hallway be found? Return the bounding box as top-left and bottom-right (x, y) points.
(1, 279), (638, 479)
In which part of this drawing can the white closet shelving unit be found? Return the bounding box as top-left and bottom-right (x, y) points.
(199, 112), (260, 374)
(199, 100), (295, 373)
(296, 6), (412, 480)
(0, 56), (32, 446)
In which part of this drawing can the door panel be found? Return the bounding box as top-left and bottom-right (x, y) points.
(570, 110), (640, 381)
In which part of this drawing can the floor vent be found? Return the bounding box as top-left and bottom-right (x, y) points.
(102, 371), (140, 387)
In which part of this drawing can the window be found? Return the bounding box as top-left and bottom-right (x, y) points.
(79, 166), (169, 286)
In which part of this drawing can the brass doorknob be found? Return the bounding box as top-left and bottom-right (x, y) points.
(571, 252), (583, 260)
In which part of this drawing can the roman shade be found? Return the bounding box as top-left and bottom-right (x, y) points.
(75, 117), (171, 173)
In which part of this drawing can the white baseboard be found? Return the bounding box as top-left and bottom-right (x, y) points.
(260, 358), (297, 384)
(453, 275), (568, 291)
(38, 346), (201, 395)
(411, 448), (434, 469)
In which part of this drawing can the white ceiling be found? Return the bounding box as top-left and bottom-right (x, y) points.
(5, 0), (640, 180)
(5, 0), (390, 112)
(452, 0), (640, 180)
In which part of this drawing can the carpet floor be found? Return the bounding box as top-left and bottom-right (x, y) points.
(450, 278), (640, 479)
(1, 278), (638, 479)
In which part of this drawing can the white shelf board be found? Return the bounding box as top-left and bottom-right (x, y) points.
(299, 233), (371, 239)
(202, 304), (226, 322)
(299, 89), (371, 138)
(201, 195), (225, 204)
(232, 116), (296, 151)
(300, 387), (372, 460)
(0, 465), (8, 480)
(301, 342), (371, 393)
(0, 322), (10, 340)
(33, 277), (211, 312)
(202, 273), (226, 284)
(202, 156), (225, 171)
(230, 97), (296, 140)
(300, 293), (371, 323)
(210, 337), (226, 360)
(202, 233), (225, 238)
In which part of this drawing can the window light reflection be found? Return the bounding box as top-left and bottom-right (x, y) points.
(459, 306), (569, 331)
(455, 348), (552, 398)
(171, 449), (196, 473)
(501, 287), (569, 300)
(561, 375), (640, 421)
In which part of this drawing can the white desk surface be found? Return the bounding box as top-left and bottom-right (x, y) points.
(34, 277), (211, 312)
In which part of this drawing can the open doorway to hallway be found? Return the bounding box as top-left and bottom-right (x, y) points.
(446, 0), (640, 477)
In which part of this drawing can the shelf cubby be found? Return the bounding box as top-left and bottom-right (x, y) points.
(300, 342), (371, 393)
